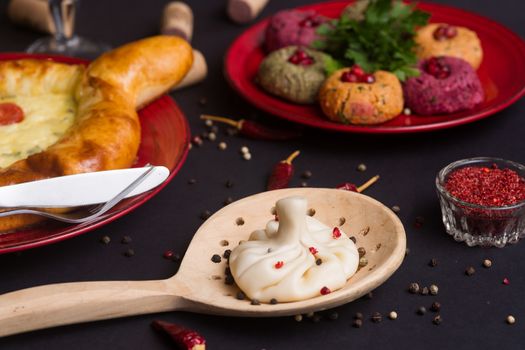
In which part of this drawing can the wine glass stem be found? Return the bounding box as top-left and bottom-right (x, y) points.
(49, 0), (67, 44)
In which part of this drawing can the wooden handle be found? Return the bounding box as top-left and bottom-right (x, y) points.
(161, 1), (193, 42)
(227, 0), (269, 23)
(0, 279), (184, 337)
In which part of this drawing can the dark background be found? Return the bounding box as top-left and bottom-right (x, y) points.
(0, 0), (524, 349)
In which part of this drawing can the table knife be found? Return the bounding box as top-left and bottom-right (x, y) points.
(0, 166), (169, 208)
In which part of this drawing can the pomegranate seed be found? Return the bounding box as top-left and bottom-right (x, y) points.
(299, 16), (322, 28)
(288, 50), (314, 66)
(351, 65), (365, 77)
(433, 25), (448, 40)
(299, 57), (314, 66)
(320, 286), (331, 295)
(341, 71), (358, 83)
(275, 261), (284, 269)
(503, 278), (510, 285)
(301, 19), (313, 27)
(296, 50), (307, 60)
(445, 25), (458, 38)
(425, 57), (451, 79)
(332, 227), (342, 239)
(364, 74), (375, 84)
(309, 246), (318, 255)
(288, 55), (301, 64)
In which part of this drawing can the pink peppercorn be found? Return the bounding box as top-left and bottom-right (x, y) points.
(320, 286), (331, 295)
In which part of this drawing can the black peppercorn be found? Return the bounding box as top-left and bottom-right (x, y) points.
(124, 248), (135, 257)
(371, 312), (382, 323)
(200, 210), (211, 220)
(420, 287), (429, 296)
(353, 319), (363, 328)
(433, 315), (442, 325)
(251, 299), (261, 305)
(430, 301), (441, 312)
(223, 249), (232, 259)
(316, 258), (323, 266)
(429, 258), (438, 267)
(121, 235), (132, 244)
(409, 282), (420, 294)
(211, 254), (222, 263)
(301, 170), (312, 179)
(465, 266), (476, 276)
(224, 275), (234, 285)
(417, 306), (426, 315)
(270, 298), (278, 305)
(355, 312), (364, 320)
(328, 311), (339, 320)
(236, 291), (245, 300)
(100, 235), (111, 244)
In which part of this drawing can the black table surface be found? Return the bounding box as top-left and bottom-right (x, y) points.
(1, 0), (524, 349)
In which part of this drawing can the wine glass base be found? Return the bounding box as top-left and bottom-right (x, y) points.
(27, 36), (111, 60)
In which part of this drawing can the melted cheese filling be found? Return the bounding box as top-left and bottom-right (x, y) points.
(0, 94), (76, 168)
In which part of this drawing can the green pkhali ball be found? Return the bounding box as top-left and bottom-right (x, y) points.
(257, 46), (328, 104)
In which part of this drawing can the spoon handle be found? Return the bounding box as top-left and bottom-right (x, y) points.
(0, 279), (182, 337)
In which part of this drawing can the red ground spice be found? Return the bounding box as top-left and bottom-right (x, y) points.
(445, 166), (525, 207)
(309, 247), (318, 255)
(274, 261), (284, 269)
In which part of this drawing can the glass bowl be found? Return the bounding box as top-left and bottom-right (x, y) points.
(436, 157), (525, 247)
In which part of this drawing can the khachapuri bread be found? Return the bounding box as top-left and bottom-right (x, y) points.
(0, 35), (193, 231)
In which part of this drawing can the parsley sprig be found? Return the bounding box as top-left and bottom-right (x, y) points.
(314, 0), (430, 81)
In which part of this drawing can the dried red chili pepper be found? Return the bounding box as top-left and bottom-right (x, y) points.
(267, 150), (300, 190)
(200, 114), (301, 140)
(151, 320), (206, 350)
(336, 175), (380, 193)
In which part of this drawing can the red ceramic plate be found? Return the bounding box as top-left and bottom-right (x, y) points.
(225, 1), (525, 133)
(0, 53), (190, 254)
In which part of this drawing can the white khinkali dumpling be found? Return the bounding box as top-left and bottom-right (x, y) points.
(229, 196), (359, 303)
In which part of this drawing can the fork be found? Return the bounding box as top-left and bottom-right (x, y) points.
(0, 166), (156, 224)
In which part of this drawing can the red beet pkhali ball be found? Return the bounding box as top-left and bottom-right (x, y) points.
(403, 56), (484, 115)
(265, 9), (326, 53)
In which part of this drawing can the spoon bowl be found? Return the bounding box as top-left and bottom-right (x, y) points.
(0, 188), (405, 336)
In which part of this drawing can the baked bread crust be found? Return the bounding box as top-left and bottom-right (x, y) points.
(0, 35), (193, 231)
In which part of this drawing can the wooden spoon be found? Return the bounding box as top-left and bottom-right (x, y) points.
(0, 188), (405, 337)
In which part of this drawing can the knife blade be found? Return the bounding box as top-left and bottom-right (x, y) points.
(0, 166), (169, 208)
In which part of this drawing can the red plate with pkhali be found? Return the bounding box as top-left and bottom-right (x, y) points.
(0, 53), (190, 254)
(225, 1), (525, 133)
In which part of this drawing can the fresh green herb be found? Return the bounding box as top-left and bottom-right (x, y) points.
(313, 0), (430, 80)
